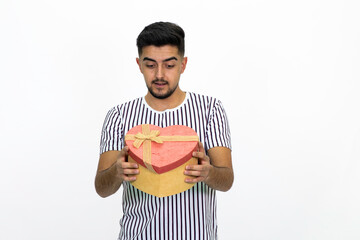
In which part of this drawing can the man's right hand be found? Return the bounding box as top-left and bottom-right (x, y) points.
(95, 146), (139, 197)
(114, 146), (139, 182)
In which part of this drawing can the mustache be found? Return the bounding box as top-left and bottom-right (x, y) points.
(152, 79), (168, 84)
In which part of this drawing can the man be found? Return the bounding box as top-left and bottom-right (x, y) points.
(95, 22), (233, 240)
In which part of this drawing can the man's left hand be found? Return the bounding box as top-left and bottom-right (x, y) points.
(184, 142), (213, 184)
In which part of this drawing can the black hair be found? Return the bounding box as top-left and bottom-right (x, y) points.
(136, 22), (185, 56)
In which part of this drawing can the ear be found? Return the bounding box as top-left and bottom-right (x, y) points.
(180, 57), (188, 74)
(136, 58), (143, 73)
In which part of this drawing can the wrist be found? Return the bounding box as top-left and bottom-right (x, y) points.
(204, 164), (214, 185)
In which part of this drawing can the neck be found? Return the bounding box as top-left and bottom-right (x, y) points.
(145, 88), (186, 112)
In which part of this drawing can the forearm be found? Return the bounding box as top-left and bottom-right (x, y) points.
(204, 165), (234, 192)
(95, 163), (123, 198)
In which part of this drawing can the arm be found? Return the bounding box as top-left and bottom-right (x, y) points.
(184, 143), (233, 192)
(94, 147), (139, 198)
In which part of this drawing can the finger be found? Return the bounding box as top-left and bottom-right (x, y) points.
(192, 142), (209, 159)
(184, 169), (202, 177)
(185, 164), (206, 171)
(192, 151), (208, 159)
(184, 176), (205, 183)
(122, 174), (137, 182)
(192, 152), (210, 164)
(185, 163), (210, 176)
(119, 166), (139, 182)
(118, 146), (129, 162)
(198, 142), (206, 154)
(123, 145), (129, 152)
(122, 167), (139, 175)
(120, 161), (138, 170)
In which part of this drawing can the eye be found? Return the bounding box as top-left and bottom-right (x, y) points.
(166, 64), (175, 69)
(146, 64), (155, 69)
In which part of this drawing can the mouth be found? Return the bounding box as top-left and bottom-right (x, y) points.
(152, 80), (168, 87)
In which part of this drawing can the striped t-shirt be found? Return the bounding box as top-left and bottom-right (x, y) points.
(100, 92), (231, 240)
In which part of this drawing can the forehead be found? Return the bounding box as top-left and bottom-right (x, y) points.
(140, 45), (180, 60)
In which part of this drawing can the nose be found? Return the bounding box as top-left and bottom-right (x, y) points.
(155, 65), (164, 79)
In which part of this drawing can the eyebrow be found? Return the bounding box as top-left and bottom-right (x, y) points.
(143, 57), (178, 62)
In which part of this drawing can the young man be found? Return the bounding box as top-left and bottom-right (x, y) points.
(95, 22), (233, 240)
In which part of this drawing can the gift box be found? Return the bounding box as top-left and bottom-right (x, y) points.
(125, 124), (199, 197)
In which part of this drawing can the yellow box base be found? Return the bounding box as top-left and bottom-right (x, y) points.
(128, 156), (197, 197)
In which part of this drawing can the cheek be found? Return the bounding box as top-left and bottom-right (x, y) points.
(142, 69), (155, 78)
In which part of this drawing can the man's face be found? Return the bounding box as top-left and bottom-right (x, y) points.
(136, 45), (187, 99)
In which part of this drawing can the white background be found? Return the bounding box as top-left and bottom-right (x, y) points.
(1, 0), (359, 239)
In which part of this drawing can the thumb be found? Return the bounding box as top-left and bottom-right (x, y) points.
(198, 142), (206, 154)
(118, 146), (129, 162)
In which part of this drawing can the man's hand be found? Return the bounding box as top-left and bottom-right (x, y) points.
(184, 142), (213, 184)
(113, 146), (139, 182)
(95, 146), (139, 197)
(184, 143), (233, 192)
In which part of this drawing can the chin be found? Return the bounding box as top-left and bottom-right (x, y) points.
(150, 91), (173, 99)
(148, 86), (178, 99)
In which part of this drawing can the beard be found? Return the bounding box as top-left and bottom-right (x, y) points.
(147, 79), (178, 99)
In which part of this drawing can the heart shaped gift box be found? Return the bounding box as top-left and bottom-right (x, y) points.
(125, 124), (199, 197)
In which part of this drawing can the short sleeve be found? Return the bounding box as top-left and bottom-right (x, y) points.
(205, 100), (232, 150)
(99, 106), (123, 154)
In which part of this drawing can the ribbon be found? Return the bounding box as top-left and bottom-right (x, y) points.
(125, 124), (199, 173)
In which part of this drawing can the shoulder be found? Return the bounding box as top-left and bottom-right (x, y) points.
(186, 92), (223, 109)
(107, 97), (144, 115)
(187, 92), (219, 103)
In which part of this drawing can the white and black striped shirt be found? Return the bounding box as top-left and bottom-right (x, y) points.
(100, 92), (231, 240)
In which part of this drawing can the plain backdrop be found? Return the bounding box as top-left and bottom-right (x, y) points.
(1, 0), (359, 239)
